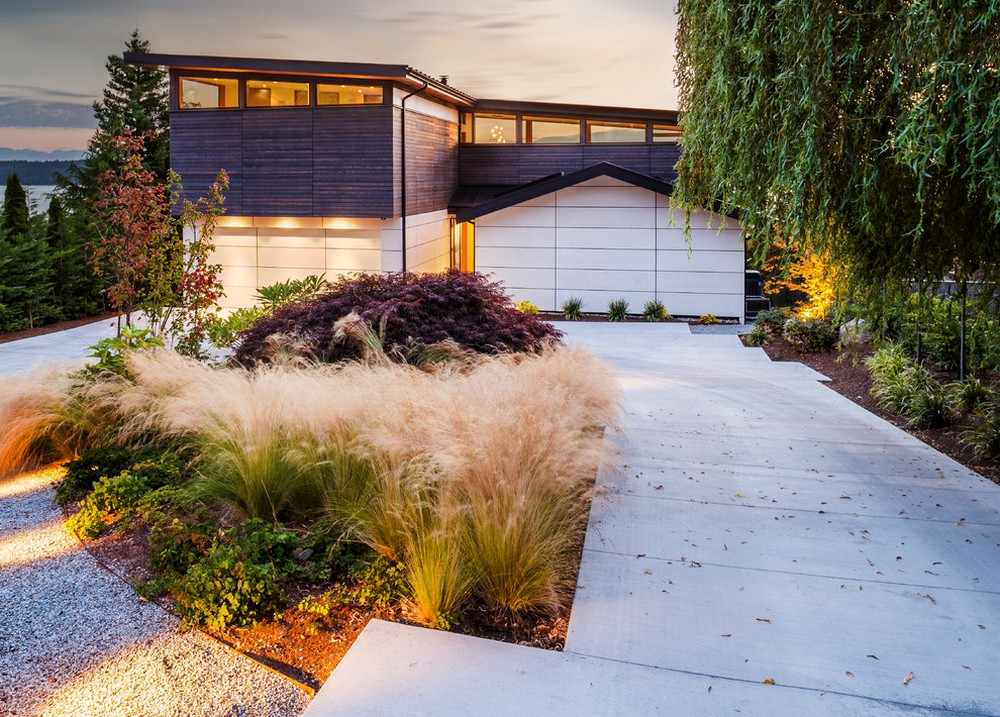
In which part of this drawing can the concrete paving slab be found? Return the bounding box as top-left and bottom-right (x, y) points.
(306, 620), (965, 717)
(0, 317), (121, 376)
(307, 325), (1000, 716)
(565, 552), (997, 714)
(585, 493), (999, 591)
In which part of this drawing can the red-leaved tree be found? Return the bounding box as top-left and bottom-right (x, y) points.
(90, 130), (228, 356)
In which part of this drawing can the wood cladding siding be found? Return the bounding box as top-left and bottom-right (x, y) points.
(395, 109), (458, 217)
(171, 112), (244, 215)
(242, 109), (313, 216)
(170, 106), (396, 217)
(314, 107), (394, 216)
(459, 143), (680, 186)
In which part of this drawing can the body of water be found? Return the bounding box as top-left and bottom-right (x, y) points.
(0, 185), (57, 214)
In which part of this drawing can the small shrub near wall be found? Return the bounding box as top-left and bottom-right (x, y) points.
(782, 318), (838, 353)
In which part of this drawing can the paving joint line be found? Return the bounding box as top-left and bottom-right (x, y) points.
(580, 548), (1000, 595)
(607, 494), (1000, 527)
(556, 649), (992, 716)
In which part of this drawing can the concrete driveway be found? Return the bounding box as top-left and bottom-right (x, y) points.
(307, 323), (1000, 716)
(0, 318), (121, 377)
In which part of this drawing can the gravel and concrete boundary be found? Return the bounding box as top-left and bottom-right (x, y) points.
(0, 467), (309, 717)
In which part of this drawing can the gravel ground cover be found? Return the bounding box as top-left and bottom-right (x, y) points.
(0, 466), (310, 717)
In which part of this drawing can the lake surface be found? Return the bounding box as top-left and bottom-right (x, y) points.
(0, 185), (56, 214)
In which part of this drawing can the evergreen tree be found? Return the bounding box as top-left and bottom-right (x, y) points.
(1, 173), (30, 236)
(57, 29), (169, 206)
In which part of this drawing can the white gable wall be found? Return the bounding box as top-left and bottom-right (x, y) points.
(473, 177), (744, 319)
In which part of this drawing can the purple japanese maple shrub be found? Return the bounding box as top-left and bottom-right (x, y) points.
(232, 270), (562, 365)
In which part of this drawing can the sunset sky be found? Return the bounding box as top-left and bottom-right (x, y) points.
(0, 0), (677, 154)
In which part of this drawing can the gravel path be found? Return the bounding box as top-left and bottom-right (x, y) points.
(0, 467), (310, 717)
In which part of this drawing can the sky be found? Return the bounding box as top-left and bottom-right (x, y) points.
(0, 0), (677, 154)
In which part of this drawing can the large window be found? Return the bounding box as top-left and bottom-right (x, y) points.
(522, 116), (580, 144)
(180, 77), (239, 108)
(471, 113), (516, 144)
(587, 120), (646, 143)
(317, 83), (383, 105)
(653, 124), (682, 142)
(246, 80), (310, 107)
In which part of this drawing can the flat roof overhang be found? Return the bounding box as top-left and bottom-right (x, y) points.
(124, 52), (477, 107)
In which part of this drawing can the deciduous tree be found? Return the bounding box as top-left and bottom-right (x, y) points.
(673, 1), (1000, 297)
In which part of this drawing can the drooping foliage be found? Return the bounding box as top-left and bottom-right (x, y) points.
(234, 270), (562, 365)
(673, 1), (1000, 297)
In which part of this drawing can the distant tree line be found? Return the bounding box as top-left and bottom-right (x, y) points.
(0, 161), (78, 186)
(0, 172), (104, 330)
(0, 30), (171, 335)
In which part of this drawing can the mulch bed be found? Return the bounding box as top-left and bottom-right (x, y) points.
(751, 335), (1000, 486)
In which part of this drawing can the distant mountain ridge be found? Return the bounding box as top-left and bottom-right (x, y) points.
(0, 160), (79, 185)
(0, 148), (87, 161)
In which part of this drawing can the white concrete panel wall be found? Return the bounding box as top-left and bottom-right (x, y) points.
(379, 210), (452, 273)
(208, 217), (385, 309)
(473, 177), (745, 319)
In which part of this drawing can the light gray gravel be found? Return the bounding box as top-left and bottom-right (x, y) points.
(0, 468), (310, 717)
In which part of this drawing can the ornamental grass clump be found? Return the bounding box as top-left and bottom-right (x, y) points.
(107, 342), (619, 626)
(0, 366), (77, 477)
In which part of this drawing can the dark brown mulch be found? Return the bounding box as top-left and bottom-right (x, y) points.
(751, 335), (1000, 485)
(0, 312), (118, 345)
(80, 510), (573, 692)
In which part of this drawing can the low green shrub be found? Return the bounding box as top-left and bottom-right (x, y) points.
(84, 325), (165, 377)
(754, 307), (792, 334)
(745, 325), (771, 347)
(148, 516), (217, 575)
(949, 376), (992, 413)
(561, 297), (584, 321)
(907, 386), (953, 428)
(698, 314), (720, 325)
(607, 299), (629, 322)
(515, 300), (540, 315)
(963, 400), (1000, 457)
(67, 471), (152, 538)
(782, 318), (837, 353)
(865, 342), (910, 382)
(349, 556), (409, 609)
(642, 300), (671, 322)
(174, 542), (285, 630)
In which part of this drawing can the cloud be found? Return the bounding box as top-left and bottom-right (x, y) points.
(0, 98), (96, 129)
(256, 33), (290, 40)
(0, 84), (95, 101)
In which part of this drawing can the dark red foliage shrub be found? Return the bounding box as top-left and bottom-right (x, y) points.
(233, 270), (563, 365)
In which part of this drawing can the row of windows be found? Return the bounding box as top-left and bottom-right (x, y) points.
(461, 113), (681, 145)
(179, 77), (384, 109)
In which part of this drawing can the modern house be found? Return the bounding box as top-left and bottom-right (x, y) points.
(126, 53), (745, 319)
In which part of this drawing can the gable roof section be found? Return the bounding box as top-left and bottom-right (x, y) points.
(453, 163), (676, 223)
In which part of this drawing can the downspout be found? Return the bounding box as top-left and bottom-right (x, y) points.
(400, 80), (429, 272)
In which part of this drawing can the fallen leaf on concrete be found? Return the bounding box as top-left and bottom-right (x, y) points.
(867, 655), (879, 660)
(902, 671), (915, 685)
(735, 493), (748, 498)
(719, 634), (732, 638)
(845, 671), (853, 677)
(839, 495), (852, 500)
(916, 593), (937, 605)
(755, 618), (772, 624)
(762, 678), (776, 685)
(654, 485), (664, 490)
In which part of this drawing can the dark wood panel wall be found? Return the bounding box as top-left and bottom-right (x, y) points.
(458, 143), (681, 186)
(394, 109), (459, 217)
(171, 105), (398, 217)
